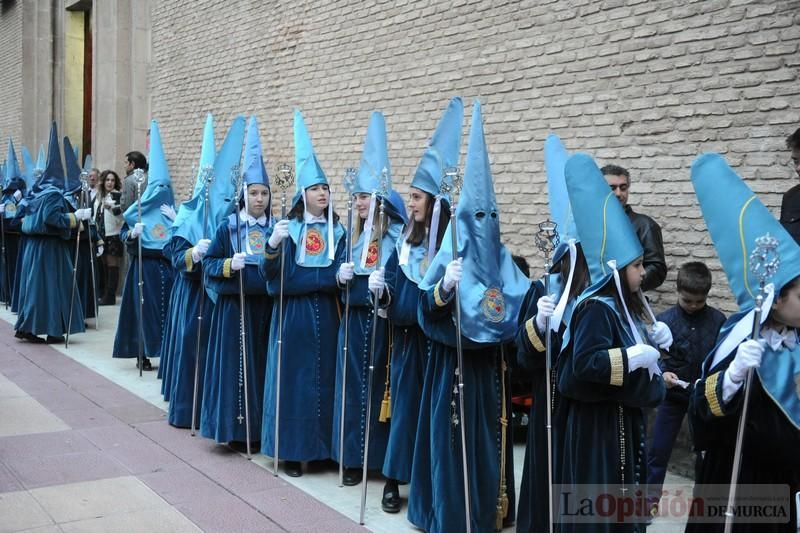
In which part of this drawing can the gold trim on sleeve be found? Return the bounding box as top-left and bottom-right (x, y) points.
(705, 371), (724, 417)
(609, 348), (624, 387)
(526, 318), (546, 352)
(223, 258), (232, 278)
(184, 249), (195, 271)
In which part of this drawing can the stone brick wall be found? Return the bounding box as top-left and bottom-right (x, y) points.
(149, 0), (800, 312)
(0, 0), (23, 147)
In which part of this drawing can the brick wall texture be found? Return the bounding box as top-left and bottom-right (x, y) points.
(0, 1), (23, 149)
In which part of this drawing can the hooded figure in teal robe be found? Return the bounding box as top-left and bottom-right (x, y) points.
(112, 120), (175, 368)
(686, 154), (800, 533)
(199, 114), (271, 444)
(556, 153), (666, 533)
(409, 100), (530, 533)
(14, 123), (85, 341)
(260, 109), (345, 472)
(382, 97), (462, 502)
(0, 139), (26, 305)
(331, 111), (405, 480)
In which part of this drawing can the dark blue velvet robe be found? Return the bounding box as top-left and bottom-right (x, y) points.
(112, 224), (174, 359)
(74, 221), (101, 320)
(14, 189), (85, 337)
(514, 279), (572, 533)
(158, 238), (177, 390)
(199, 219), (270, 444)
(10, 233), (26, 313)
(686, 318), (800, 533)
(259, 225), (344, 462)
(381, 249), (427, 484)
(164, 237), (214, 428)
(407, 281), (505, 533)
(556, 297), (666, 533)
(331, 272), (390, 470)
(0, 211), (21, 305)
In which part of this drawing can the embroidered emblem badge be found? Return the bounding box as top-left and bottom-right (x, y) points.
(366, 240), (379, 268)
(305, 227), (325, 256)
(248, 230), (265, 253)
(481, 287), (505, 322)
(151, 223), (168, 240)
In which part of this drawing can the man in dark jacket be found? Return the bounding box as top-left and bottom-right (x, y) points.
(602, 163), (667, 291)
(779, 127), (800, 244)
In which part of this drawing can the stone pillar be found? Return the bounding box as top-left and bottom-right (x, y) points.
(92, 0), (151, 173)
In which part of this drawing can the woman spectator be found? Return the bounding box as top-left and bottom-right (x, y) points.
(95, 170), (123, 305)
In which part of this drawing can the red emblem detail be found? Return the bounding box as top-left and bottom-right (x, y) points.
(366, 240), (379, 268)
(151, 224), (167, 240)
(305, 228), (325, 256)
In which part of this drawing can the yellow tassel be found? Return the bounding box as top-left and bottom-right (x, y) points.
(379, 390), (391, 422)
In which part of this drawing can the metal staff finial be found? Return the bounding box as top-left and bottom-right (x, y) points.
(276, 163), (294, 192)
(724, 232), (780, 533)
(535, 221), (560, 259)
(441, 166), (462, 199)
(534, 218), (560, 533)
(343, 167), (357, 194)
(272, 161), (295, 476)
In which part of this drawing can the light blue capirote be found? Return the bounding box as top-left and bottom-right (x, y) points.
(691, 153), (800, 430)
(173, 114), (247, 247)
(288, 109), (339, 266)
(123, 120), (175, 250)
(397, 97), (464, 284)
(418, 99), (530, 345)
(350, 111), (403, 274)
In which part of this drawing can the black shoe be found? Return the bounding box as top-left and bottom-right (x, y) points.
(14, 330), (24, 339)
(136, 357), (154, 371)
(342, 467), (363, 486)
(381, 479), (401, 513)
(284, 461), (303, 477)
(45, 335), (65, 344)
(22, 332), (45, 344)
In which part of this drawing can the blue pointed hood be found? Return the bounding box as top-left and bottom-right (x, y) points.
(292, 109), (328, 208)
(21, 146), (35, 190)
(4, 139), (24, 191)
(174, 115), (246, 244)
(691, 153), (800, 308)
(173, 113), (217, 243)
(351, 111), (403, 274)
(564, 153), (642, 285)
(63, 136), (82, 199)
(243, 115), (270, 189)
(124, 120), (175, 249)
(82, 154), (93, 173)
(33, 123), (65, 194)
(419, 100), (530, 345)
(36, 145), (46, 173)
(545, 134), (578, 264)
(240, 115), (272, 219)
(409, 97), (464, 203)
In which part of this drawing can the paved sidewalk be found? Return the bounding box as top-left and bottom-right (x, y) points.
(0, 305), (691, 532)
(0, 313), (364, 533)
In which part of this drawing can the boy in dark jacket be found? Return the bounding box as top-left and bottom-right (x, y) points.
(646, 262), (726, 513)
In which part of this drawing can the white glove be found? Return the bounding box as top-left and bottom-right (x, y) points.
(535, 294), (557, 332)
(337, 262), (355, 284)
(231, 252), (246, 271)
(726, 339), (764, 384)
(267, 219), (290, 249)
(626, 344), (660, 372)
(191, 239), (211, 263)
(442, 257), (463, 292)
(74, 208), (92, 221)
(13, 190), (22, 202)
(160, 204), (177, 221)
(131, 222), (145, 239)
(368, 267), (386, 297)
(104, 196), (115, 208)
(650, 321), (674, 351)
(96, 245), (104, 257)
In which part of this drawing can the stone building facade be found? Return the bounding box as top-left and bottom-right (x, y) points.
(2, 0), (800, 311)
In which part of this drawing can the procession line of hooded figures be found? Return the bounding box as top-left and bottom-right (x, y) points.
(2, 96), (798, 532)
